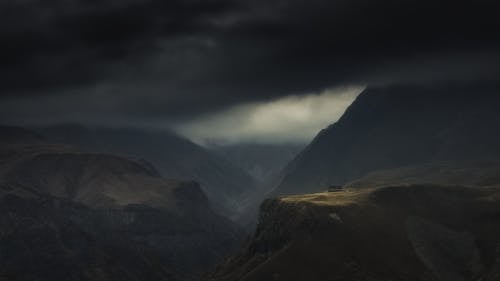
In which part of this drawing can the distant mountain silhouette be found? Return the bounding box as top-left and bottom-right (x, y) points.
(209, 143), (303, 185)
(273, 84), (500, 195)
(207, 142), (305, 226)
(0, 125), (44, 143)
(36, 124), (258, 219)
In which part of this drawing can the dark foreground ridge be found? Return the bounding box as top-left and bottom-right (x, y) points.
(209, 184), (500, 281)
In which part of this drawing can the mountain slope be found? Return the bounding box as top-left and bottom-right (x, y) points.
(209, 184), (500, 281)
(274, 84), (500, 195)
(345, 161), (500, 189)
(0, 125), (44, 144)
(37, 125), (258, 218)
(0, 130), (242, 281)
(208, 143), (304, 185)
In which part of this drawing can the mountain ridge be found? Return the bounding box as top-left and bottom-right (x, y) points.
(273, 84), (500, 196)
(35, 124), (258, 219)
(0, 127), (243, 281)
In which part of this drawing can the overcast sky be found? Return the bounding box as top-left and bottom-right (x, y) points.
(1, 0), (499, 143)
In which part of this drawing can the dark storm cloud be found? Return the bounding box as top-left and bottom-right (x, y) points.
(0, 0), (499, 122)
(208, 0), (500, 92)
(0, 0), (238, 92)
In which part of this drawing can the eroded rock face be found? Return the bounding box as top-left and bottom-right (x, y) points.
(209, 185), (500, 281)
(0, 141), (243, 281)
(0, 193), (174, 281)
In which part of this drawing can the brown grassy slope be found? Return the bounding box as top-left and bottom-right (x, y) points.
(346, 162), (500, 190)
(208, 185), (500, 281)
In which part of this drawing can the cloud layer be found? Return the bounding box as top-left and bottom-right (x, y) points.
(173, 87), (363, 144)
(0, 0), (499, 127)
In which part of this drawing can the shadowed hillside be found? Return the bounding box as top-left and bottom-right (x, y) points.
(37, 125), (258, 219)
(274, 84), (500, 196)
(346, 162), (500, 189)
(209, 184), (500, 281)
(0, 128), (242, 281)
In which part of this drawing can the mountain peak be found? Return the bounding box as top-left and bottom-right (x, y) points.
(273, 84), (500, 196)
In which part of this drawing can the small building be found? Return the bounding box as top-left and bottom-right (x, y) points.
(328, 185), (343, 192)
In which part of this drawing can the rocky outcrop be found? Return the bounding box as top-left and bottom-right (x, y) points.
(0, 192), (175, 281)
(209, 184), (500, 281)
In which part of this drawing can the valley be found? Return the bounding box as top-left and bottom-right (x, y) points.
(1, 1), (498, 280)
(2, 84), (500, 281)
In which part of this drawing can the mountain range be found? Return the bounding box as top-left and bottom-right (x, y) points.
(0, 127), (242, 281)
(36, 124), (259, 219)
(3, 83), (500, 281)
(208, 83), (500, 281)
(208, 143), (304, 186)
